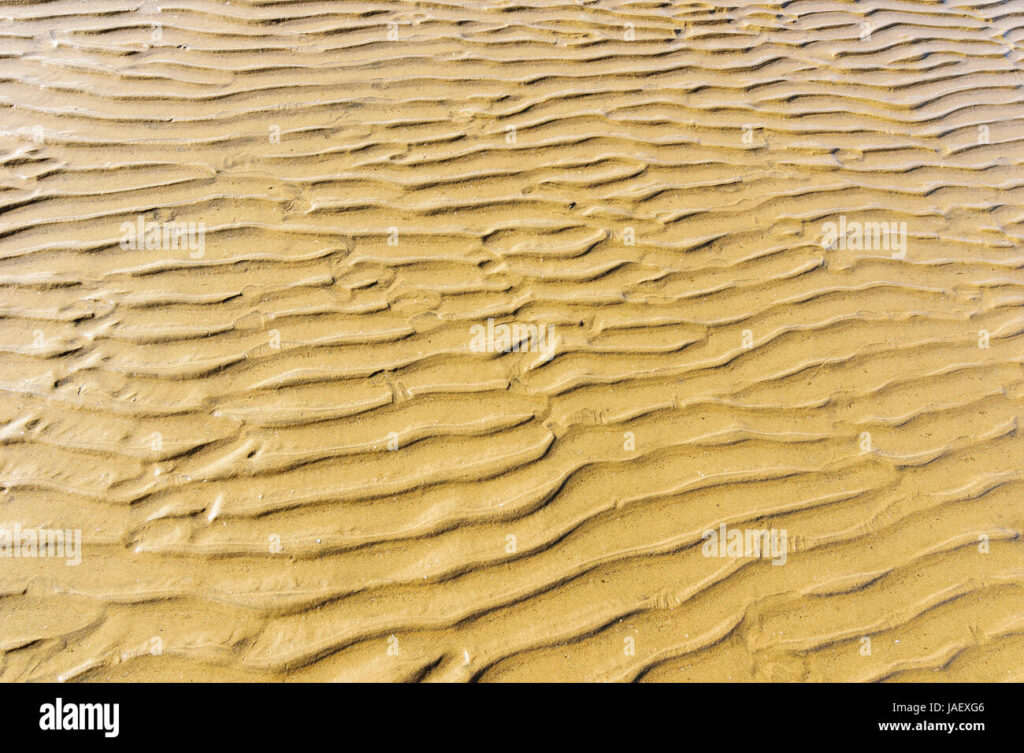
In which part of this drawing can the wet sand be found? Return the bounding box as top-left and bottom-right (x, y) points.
(0, 0), (1023, 682)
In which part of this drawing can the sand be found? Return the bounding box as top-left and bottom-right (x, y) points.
(0, 0), (1022, 682)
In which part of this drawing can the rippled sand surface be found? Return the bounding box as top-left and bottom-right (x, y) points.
(1, 0), (1023, 682)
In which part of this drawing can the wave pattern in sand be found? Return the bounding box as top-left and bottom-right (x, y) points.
(1, 0), (1023, 682)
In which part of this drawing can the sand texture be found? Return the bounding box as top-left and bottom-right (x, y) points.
(1, 0), (1023, 682)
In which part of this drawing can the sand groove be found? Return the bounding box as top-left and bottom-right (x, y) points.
(0, 0), (1023, 682)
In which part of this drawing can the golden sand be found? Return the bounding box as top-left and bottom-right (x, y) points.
(0, 0), (1022, 682)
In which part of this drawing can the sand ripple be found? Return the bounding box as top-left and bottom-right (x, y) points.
(0, 0), (1023, 682)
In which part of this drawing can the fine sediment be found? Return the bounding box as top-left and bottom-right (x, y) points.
(0, 0), (1023, 682)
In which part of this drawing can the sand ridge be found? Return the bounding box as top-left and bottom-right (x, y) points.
(0, 0), (1023, 682)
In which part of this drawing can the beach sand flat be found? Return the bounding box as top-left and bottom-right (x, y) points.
(0, 0), (1022, 682)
